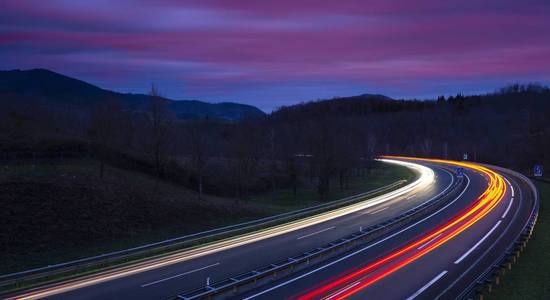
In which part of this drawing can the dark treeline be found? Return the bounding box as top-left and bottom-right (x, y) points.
(1, 83), (549, 200)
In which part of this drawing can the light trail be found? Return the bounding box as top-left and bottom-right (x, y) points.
(295, 156), (506, 300)
(9, 159), (435, 300)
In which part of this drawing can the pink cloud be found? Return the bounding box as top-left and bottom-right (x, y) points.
(1, 0), (549, 110)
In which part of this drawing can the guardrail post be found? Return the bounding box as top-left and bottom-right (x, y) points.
(485, 279), (492, 293)
(475, 288), (483, 300)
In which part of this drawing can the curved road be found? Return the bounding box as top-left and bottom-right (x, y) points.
(9, 159), (455, 300)
(238, 157), (536, 300)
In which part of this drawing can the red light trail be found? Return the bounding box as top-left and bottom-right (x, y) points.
(294, 157), (507, 300)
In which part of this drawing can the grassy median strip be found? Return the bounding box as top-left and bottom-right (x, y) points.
(487, 180), (550, 299)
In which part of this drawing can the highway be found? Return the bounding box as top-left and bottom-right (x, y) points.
(238, 158), (536, 300)
(8, 159), (455, 300)
(7, 157), (536, 300)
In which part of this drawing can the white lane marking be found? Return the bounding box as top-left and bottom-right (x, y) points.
(297, 226), (335, 240)
(504, 177), (515, 197)
(370, 207), (389, 214)
(406, 270), (448, 300)
(407, 194), (416, 200)
(242, 174), (470, 300)
(141, 263), (220, 287)
(417, 233), (442, 250)
(502, 197), (514, 219)
(325, 281), (361, 300)
(454, 220), (502, 264)
(436, 177), (523, 299)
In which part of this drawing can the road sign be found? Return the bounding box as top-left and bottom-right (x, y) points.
(534, 165), (543, 177)
(463, 153), (468, 160)
(457, 167), (464, 177)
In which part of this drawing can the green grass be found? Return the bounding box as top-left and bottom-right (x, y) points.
(487, 180), (550, 299)
(1, 160), (413, 275)
(250, 162), (415, 213)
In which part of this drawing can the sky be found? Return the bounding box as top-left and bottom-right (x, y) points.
(1, 0), (550, 112)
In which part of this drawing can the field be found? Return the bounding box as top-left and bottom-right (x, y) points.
(0, 160), (413, 274)
(487, 180), (550, 299)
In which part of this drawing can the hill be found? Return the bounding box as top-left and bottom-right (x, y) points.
(0, 69), (265, 121)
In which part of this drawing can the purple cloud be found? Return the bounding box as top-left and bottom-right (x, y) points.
(1, 0), (549, 111)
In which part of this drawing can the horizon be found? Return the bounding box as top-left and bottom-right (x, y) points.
(1, 0), (550, 112)
(4, 67), (545, 114)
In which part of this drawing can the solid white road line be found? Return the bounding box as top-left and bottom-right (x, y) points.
(242, 175), (470, 300)
(297, 227), (335, 240)
(502, 198), (514, 219)
(454, 220), (502, 264)
(141, 263), (220, 287)
(417, 233), (442, 250)
(370, 207), (389, 214)
(406, 270), (448, 300)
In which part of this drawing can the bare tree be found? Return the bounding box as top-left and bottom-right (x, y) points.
(89, 101), (118, 179)
(186, 120), (210, 200)
(146, 84), (173, 191)
(422, 138), (432, 157)
(278, 123), (299, 198)
(229, 120), (263, 202)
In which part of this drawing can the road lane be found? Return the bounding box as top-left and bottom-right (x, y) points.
(8, 160), (454, 300)
(238, 158), (535, 300)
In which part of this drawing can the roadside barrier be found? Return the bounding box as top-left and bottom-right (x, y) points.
(167, 173), (464, 300)
(457, 165), (539, 300)
(0, 179), (408, 292)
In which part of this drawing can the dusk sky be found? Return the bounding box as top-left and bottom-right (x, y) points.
(1, 0), (549, 112)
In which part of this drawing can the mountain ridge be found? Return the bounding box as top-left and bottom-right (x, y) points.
(0, 68), (266, 121)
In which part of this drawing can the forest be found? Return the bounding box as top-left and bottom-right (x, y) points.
(1, 83), (549, 201)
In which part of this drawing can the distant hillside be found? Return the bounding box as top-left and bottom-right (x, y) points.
(0, 69), (265, 121)
(270, 92), (432, 120)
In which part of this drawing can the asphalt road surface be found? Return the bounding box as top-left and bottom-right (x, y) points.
(9, 158), (535, 300)
(238, 158), (535, 300)
(9, 159), (456, 300)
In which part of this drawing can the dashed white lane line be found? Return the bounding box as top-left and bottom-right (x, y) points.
(504, 177), (514, 197)
(325, 281), (361, 300)
(406, 270), (448, 300)
(370, 207), (389, 214)
(417, 233), (442, 250)
(242, 175), (470, 300)
(454, 220), (502, 264)
(502, 197), (514, 219)
(297, 226), (335, 240)
(141, 262), (220, 287)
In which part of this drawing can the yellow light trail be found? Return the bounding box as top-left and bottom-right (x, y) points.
(297, 156), (507, 300)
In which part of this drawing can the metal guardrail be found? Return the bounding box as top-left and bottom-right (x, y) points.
(1, 179), (409, 290)
(457, 165), (540, 300)
(167, 174), (465, 300)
